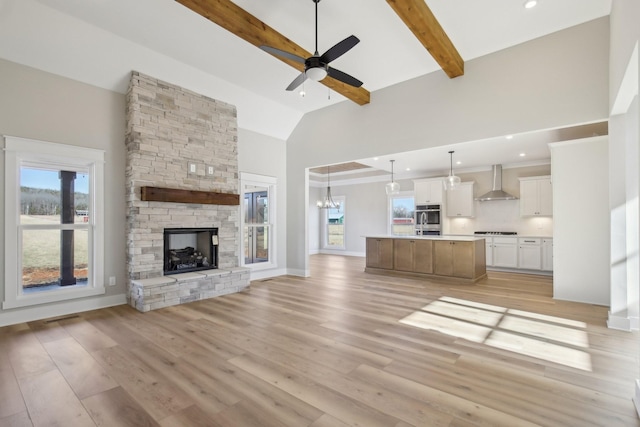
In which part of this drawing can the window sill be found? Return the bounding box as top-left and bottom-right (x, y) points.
(242, 261), (277, 272)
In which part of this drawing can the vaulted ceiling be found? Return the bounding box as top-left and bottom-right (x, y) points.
(174, 0), (464, 106)
(0, 0), (611, 141)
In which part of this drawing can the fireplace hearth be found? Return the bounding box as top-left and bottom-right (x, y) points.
(164, 227), (218, 275)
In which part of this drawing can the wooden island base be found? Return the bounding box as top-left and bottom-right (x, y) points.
(365, 236), (487, 283)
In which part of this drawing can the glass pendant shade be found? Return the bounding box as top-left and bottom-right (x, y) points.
(444, 150), (460, 190)
(386, 159), (400, 195)
(386, 181), (400, 195)
(444, 174), (461, 190)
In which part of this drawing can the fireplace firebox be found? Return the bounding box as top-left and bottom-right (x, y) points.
(163, 228), (218, 275)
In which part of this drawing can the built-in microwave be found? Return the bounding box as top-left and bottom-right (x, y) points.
(415, 204), (441, 232)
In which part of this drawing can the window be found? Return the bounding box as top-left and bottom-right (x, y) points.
(390, 193), (415, 236)
(324, 196), (345, 249)
(3, 136), (104, 309)
(240, 173), (276, 270)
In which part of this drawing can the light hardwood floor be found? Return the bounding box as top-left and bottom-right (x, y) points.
(1, 254), (639, 426)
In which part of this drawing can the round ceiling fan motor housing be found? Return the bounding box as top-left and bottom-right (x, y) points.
(305, 57), (328, 81)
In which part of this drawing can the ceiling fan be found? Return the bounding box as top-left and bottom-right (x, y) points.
(260, 0), (363, 91)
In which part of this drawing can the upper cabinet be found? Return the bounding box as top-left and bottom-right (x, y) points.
(413, 178), (444, 205)
(446, 182), (475, 217)
(519, 176), (552, 217)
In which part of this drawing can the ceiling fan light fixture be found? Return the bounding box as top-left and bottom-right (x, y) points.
(306, 66), (328, 82)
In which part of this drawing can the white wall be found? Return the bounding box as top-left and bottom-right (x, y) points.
(308, 185), (321, 254)
(606, 0), (640, 411)
(287, 18), (610, 274)
(607, 0), (640, 331)
(238, 128), (288, 279)
(550, 137), (610, 305)
(0, 59), (127, 325)
(0, 58), (290, 325)
(624, 96), (640, 326)
(317, 180), (390, 256)
(609, 2), (640, 111)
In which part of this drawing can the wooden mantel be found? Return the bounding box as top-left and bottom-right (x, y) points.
(141, 186), (240, 205)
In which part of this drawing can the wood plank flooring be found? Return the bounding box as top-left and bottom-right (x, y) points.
(1, 254), (639, 426)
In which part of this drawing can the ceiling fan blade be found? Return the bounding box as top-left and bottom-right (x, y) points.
(286, 72), (308, 91)
(320, 35), (360, 64)
(260, 45), (306, 64)
(327, 67), (363, 88)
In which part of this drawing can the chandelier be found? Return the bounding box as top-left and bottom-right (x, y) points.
(317, 166), (340, 209)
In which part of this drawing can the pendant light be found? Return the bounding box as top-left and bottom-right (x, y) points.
(385, 159), (400, 195)
(317, 166), (340, 209)
(444, 150), (461, 190)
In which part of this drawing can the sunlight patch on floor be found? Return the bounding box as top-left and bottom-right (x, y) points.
(399, 296), (593, 371)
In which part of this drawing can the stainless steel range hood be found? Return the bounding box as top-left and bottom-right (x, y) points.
(476, 165), (518, 201)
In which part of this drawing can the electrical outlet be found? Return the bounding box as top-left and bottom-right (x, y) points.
(207, 165), (214, 175)
(108, 276), (116, 286)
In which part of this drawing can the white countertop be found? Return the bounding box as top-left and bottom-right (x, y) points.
(452, 234), (552, 239)
(365, 235), (485, 242)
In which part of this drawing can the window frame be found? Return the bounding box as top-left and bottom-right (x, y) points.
(388, 191), (415, 236)
(240, 172), (277, 271)
(3, 136), (105, 309)
(322, 195), (346, 250)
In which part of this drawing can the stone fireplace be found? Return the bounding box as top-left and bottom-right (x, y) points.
(125, 71), (249, 312)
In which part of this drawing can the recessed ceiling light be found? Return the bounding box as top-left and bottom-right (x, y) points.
(373, 157), (379, 160)
(506, 135), (514, 140)
(456, 161), (461, 165)
(520, 153), (526, 157)
(406, 167), (411, 171)
(524, 0), (537, 9)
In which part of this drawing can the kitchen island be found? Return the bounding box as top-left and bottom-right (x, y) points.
(365, 235), (487, 283)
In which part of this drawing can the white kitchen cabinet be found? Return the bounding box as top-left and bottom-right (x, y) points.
(414, 178), (444, 204)
(518, 238), (542, 270)
(485, 237), (493, 266)
(446, 182), (474, 217)
(519, 176), (552, 216)
(542, 238), (553, 271)
(492, 237), (518, 268)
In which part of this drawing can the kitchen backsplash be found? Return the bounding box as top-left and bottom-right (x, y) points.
(445, 199), (553, 236)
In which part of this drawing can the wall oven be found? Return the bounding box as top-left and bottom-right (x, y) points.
(415, 204), (441, 235)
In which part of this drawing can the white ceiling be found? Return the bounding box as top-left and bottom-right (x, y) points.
(1, 0), (611, 171)
(356, 121), (609, 176)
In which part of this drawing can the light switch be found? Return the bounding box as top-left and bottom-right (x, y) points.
(188, 162), (197, 173)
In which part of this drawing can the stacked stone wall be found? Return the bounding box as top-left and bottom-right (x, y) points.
(125, 71), (239, 282)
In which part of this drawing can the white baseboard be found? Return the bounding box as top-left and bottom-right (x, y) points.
(286, 268), (310, 277)
(607, 311), (633, 331)
(0, 294), (127, 327)
(634, 380), (640, 417)
(318, 250), (366, 257)
(249, 268), (288, 281)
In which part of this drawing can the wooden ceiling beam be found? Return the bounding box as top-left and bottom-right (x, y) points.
(175, 0), (370, 105)
(386, 0), (464, 78)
